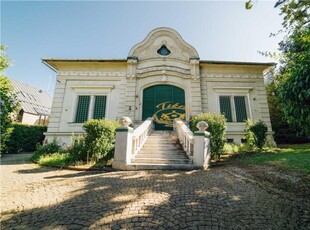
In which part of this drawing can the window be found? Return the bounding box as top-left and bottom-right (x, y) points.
(74, 95), (107, 123)
(93, 96), (107, 119)
(157, 45), (171, 56)
(219, 95), (249, 122)
(75, 96), (90, 123)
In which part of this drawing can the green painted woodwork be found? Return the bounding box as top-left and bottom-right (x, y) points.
(220, 96), (248, 122)
(75, 95), (90, 123)
(219, 96), (233, 122)
(142, 85), (185, 130)
(234, 96), (248, 122)
(93, 96), (107, 119)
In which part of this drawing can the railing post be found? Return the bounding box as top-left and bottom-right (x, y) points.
(193, 121), (211, 169)
(112, 117), (133, 170)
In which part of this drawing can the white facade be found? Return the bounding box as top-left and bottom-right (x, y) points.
(43, 27), (274, 145)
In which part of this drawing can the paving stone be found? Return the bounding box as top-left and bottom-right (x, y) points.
(1, 157), (309, 229)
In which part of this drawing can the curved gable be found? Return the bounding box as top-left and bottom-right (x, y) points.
(128, 27), (199, 62)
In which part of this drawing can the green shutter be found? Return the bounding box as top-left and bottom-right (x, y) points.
(75, 96), (90, 123)
(219, 96), (233, 122)
(93, 96), (107, 119)
(234, 96), (248, 122)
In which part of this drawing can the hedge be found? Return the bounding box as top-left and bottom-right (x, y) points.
(5, 123), (47, 153)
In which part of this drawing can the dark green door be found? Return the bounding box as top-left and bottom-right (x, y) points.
(142, 85), (185, 130)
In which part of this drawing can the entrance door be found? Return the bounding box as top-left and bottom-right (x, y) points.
(142, 85), (185, 130)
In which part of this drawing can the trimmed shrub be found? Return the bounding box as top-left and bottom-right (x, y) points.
(5, 123), (47, 153)
(245, 119), (268, 150)
(190, 113), (226, 159)
(83, 119), (120, 162)
(67, 135), (87, 162)
(31, 139), (62, 161)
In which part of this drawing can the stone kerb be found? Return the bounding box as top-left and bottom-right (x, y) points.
(193, 121), (211, 168)
(112, 117), (133, 170)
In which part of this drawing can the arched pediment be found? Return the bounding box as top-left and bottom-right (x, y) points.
(128, 27), (199, 62)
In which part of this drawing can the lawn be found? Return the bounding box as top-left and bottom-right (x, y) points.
(235, 143), (310, 175)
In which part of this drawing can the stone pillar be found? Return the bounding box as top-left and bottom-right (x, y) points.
(112, 117), (133, 170)
(193, 121), (211, 169)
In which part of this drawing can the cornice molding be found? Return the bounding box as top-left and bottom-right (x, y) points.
(58, 71), (126, 77)
(202, 73), (262, 79)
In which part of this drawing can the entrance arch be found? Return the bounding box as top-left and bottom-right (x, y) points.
(142, 84), (185, 130)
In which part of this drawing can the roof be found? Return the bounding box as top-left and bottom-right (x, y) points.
(43, 58), (275, 66)
(10, 79), (53, 116)
(199, 60), (276, 66)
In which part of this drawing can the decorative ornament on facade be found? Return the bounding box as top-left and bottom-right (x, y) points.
(153, 101), (186, 127)
(161, 70), (168, 82)
(119, 116), (132, 127)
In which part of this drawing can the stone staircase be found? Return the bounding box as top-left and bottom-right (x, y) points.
(130, 131), (196, 170)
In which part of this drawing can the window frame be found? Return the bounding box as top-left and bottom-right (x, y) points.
(72, 93), (109, 123)
(214, 87), (253, 123)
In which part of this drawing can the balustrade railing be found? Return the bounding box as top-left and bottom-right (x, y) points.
(174, 119), (194, 159)
(132, 118), (154, 156)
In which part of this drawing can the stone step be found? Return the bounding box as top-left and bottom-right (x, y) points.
(142, 145), (182, 150)
(143, 142), (182, 147)
(135, 154), (188, 159)
(132, 158), (191, 164)
(146, 138), (179, 144)
(126, 163), (199, 170)
(139, 150), (186, 155)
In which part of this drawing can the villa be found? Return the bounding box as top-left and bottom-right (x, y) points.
(43, 27), (274, 146)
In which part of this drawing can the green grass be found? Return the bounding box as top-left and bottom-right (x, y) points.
(236, 143), (310, 175)
(37, 153), (74, 166)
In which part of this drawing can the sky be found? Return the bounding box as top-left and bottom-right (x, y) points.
(1, 0), (284, 96)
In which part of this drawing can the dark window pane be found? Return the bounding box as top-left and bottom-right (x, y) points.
(75, 96), (90, 123)
(234, 96), (248, 122)
(219, 96), (233, 122)
(157, 45), (171, 56)
(93, 96), (107, 119)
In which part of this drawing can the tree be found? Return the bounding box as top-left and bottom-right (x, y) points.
(274, 0), (310, 136)
(245, 0), (309, 137)
(266, 75), (308, 143)
(0, 46), (18, 154)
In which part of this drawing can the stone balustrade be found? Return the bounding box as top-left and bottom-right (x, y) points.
(113, 117), (153, 170)
(174, 119), (211, 168)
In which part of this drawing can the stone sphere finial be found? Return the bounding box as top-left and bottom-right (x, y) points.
(120, 117), (132, 127)
(196, 121), (208, 132)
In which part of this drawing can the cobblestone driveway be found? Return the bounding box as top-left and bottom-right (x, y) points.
(1, 155), (309, 230)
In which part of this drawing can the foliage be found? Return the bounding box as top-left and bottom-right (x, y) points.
(245, 119), (268, 150)
(272, 1), (310, 136)
(0, 46), (19, 154)
(266, 80), (309, 143)
(83, 119), (120, 162)
(31, 139), (63, 161)
(0, 45), (10, 70)
(224, 143), (241, 154)
(246, 1), (310, 136)
(5, 123), (47, 153)
(275, 26), (310, 136)
(275, 0), (309, 32)
(190, 113), (226, 159)
(67, 135), (87, 162)
(37, 152), (75, 166)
